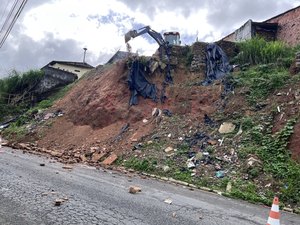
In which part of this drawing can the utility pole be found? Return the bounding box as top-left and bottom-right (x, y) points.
(83, 47), (87, 63)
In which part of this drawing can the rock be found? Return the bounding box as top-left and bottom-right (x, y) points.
(164, 198), (172, 204)
(18, 143), (31, 150)
(142, 119), (148, 123)
(246, 155), (262, 168)
(164, 146), (174, 153)
(283, 207), (293, 212)
(90, 146), (99, 153)
(218, 122), (236, 134)
(80, 154), (87, 162)
(50, 151), (63, 157)
(44, 113), (55, 120)
(91, 152), (107, 162)
(167, 133), (172, 138)
(207, 139), (217, 145)
(39, 163), (45, 167)
(163, 165), (170, 172)
(102, 153), (118, 165)
(226, 181), (232, 192)
(128, 186), (142, 194)
(62, 165), (73, 170)
(130, 132), (139, 142)
(54, 198), (63, 206)
(152, 108), (162, 117)
(214, 163), (221, 170)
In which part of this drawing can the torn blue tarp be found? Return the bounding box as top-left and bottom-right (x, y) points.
(202, 43), (233, 86)
(128, 60), (157, 105)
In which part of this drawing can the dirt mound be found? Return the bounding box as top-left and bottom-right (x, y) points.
(36, 59), (222, 157)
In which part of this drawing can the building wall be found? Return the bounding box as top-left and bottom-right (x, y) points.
(35, 67), (77, 94)
(50, 63), (91, 78)
(265, 6), (300, 46)
(234, 20), (253, 42)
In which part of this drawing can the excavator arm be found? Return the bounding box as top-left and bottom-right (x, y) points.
(124, 26), (167, 47)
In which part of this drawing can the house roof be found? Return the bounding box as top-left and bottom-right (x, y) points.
(42, 60), (94, 69)
(106, 50), (136, 64)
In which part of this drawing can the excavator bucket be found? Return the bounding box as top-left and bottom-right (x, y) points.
(124, 30), (137, 43)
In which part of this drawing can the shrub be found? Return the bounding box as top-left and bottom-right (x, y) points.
(236, 37), (293, 65)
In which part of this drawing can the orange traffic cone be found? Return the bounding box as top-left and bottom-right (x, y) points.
(267, 197), (280, 225)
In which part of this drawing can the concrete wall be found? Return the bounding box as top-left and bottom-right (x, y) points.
(266, 6), (300, 46)
(35, 67), (77, 94)
(223, 6), (300, 46)
(50, 63), (91, 78)
(234, 20), (253, 42)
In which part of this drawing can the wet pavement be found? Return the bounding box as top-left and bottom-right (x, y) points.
(0, 147), (299, 225)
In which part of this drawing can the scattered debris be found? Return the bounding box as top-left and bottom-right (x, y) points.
(215, 170), (225, 178)
(164, 198), (172, 205)
(39, 163), (45, 167)
(62, 165), (73, 170)
(128, 186), (142, 194)
(54, 198), (64, 206)
(226, 181), (232, 192)
(164, 146), (174, 153)
(218, 122), (236, 134)
(114, 123), (130, 142)
(102, 153), (118, 166)
(163, 165), (170, 172)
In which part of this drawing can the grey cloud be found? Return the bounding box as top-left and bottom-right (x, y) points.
(0, 29), (105, 77)
(117, 0), (203, 18)
(205, 0), (296, 36)
(118, 0), (299, 36)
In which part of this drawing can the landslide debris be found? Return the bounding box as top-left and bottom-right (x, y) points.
(2, 41), (300, 211)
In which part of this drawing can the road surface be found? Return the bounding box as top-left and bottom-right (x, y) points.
(0, 147), (299, 225)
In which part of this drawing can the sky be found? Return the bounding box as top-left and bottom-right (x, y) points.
(0, 0), (299, 77)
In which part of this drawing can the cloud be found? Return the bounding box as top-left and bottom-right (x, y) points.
(1, 0), (300, 77)
(205, 0), (297, 35)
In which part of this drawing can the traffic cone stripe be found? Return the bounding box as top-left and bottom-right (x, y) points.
(267, 217), (280, 225)
(269, 211), (280, 219)
(266, 197), (280, 225)
(271, 204), (279, 212)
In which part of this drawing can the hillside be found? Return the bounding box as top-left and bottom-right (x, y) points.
(2, 40), (300, 211)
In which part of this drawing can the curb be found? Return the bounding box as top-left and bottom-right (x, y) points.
(139, 171), (299, 215)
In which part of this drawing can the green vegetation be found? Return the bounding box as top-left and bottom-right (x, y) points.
(2, 83), (73, 140)
(235, 65), (289, 105)
(235, 37), (294, 65)
(236, 118), (300, 205)
(124, 157), (157, 172)
(37, 84), (73, 109)
(0, 70), (44, 122)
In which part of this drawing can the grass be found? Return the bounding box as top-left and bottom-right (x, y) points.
(2, 83), (74, 141)
(235, 65), (290, 105)
(235, 37), (294, 65)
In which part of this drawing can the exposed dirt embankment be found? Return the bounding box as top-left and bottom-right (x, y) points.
(36, 59), (223, 159)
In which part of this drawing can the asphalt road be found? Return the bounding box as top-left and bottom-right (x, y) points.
(0, 147), (299, 225)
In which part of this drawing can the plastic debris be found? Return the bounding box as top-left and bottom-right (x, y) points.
(129, 186), (142, 194)
(215, 170), (225, 178)
(164, 198), (172, 204)
(202, 43), (232, 86)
